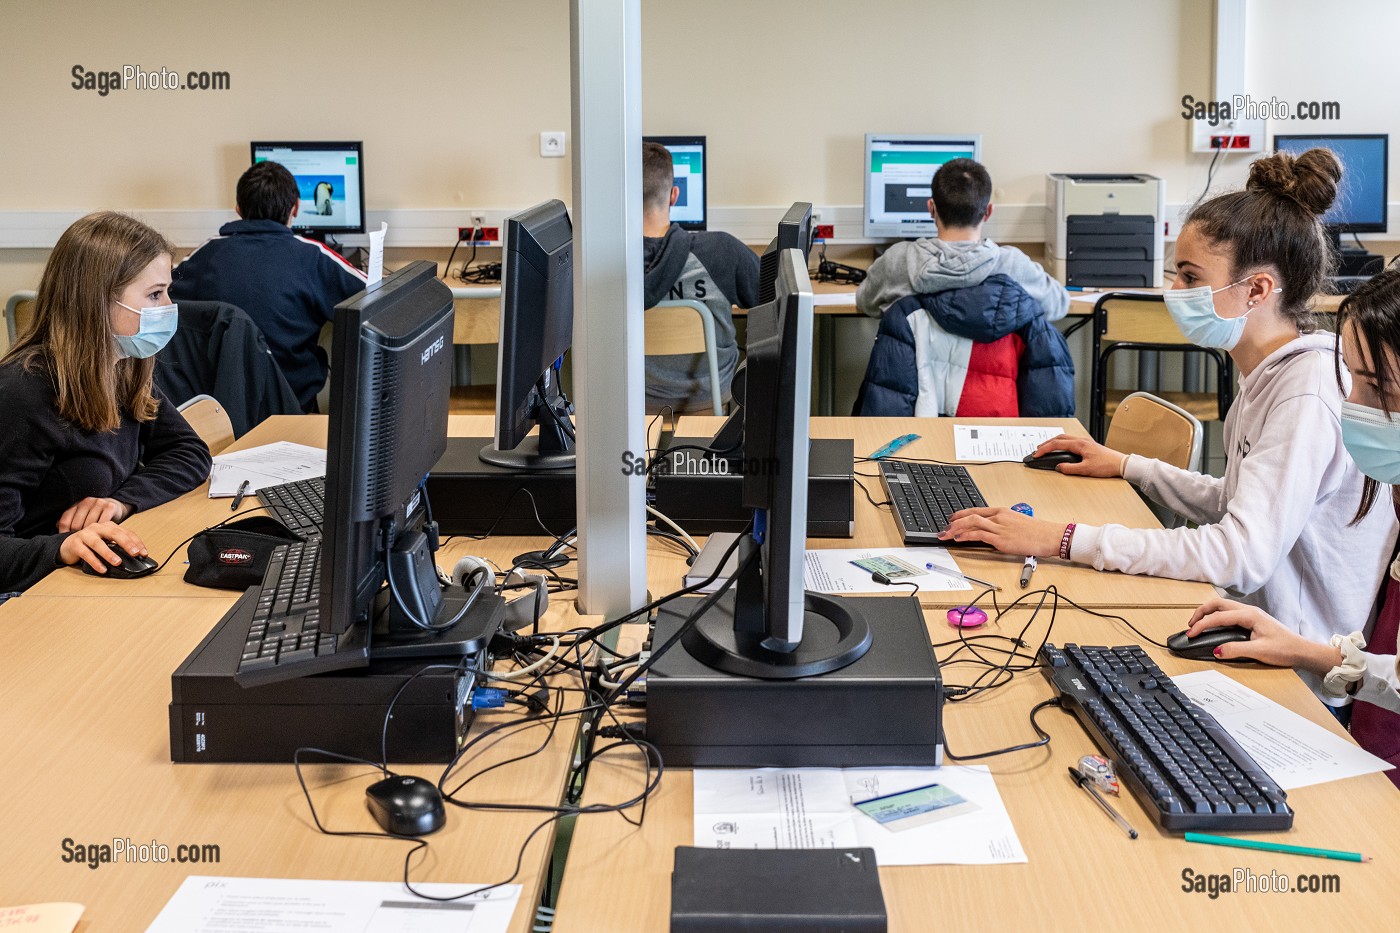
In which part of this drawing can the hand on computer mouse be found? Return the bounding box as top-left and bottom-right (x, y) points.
(60, 521), (149, 574)
(1028, 435), (1127, 477)
(1185, 597), (1341, 673)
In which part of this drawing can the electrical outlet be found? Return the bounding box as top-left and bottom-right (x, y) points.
(1210, 134), (1254, 150)
(815, 224), (835, 240)
(471, 214), (485, 230)
(540, 131), (566, 158)
(480, 227), (500, 243)
(457, 226), (473, 242)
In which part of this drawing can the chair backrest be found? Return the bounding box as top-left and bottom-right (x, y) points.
(645, 299), (722, 415)
(451, 286), (503, 345)
(5, 290), (37, 346)
(178, 395), (235, 455)
(1106, 391), (1203, 472)
(155, 300), (301, 437)
(1096, 293), (1189, 344)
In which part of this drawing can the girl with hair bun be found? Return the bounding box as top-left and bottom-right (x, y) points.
(942, 149), (1398, 707)
(0, 211), (212, 593)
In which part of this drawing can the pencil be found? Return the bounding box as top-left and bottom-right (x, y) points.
(1184, 832), (1370, 863)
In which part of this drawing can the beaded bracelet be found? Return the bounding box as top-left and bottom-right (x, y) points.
(1059, 523), (1077, 561)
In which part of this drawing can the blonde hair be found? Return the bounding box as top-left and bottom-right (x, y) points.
(3, 211), (175, 432)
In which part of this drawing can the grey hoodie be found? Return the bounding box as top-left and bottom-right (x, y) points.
(855, 237), (1069, 322)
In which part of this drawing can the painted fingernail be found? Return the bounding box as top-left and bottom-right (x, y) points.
(1213, 647), (1222, 658)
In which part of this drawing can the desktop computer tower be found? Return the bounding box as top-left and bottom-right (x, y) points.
(170, 589), (495, 763)
(651, 437), (856, 537)
(645, 595), (943, 767)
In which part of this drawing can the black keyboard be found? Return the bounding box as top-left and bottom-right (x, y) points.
(257, 477), (325, 537)
(1041, 642), (1292, 832)
(232, 540), (369, 686)
(877, 460), (990, 547)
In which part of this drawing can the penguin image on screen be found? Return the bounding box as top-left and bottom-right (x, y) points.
(314, 181), (334, 216)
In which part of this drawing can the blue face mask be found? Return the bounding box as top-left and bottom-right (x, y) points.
(114, 300), (179, 359)
(1162, 277), (1280, 351)
(1341, 400), (1400, 485)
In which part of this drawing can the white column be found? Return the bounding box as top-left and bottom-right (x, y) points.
(571, 0), (646, 617)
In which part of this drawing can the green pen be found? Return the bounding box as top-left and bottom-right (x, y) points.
(1184, 832), (1371, 863)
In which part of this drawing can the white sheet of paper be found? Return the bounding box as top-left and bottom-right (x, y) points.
(1173, 669), (1393, 789)
(693, 766), (1026, 866)
(804, 547), (972, 593)
(144, 876), (520, 933)
(207, 441), (327, 497)
(367, 221), (388, 285)
(952, 424), (1064, 462)
(811, 292), (856, 307)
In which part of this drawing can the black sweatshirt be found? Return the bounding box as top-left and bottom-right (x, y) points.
(0, 359), (212, 592)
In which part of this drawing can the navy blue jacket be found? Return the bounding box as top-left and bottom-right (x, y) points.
(170, 219), (367, 411)
(854, 275), (1075, 417)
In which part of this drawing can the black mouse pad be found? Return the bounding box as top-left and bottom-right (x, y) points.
(670, 846), (887, 932)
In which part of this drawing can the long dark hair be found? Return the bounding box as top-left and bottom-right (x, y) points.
(1336, 267), (1400, 523)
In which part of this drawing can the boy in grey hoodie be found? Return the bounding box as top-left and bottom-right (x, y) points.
(642, 142), (760, 413)
(855, 158), (1068, 321)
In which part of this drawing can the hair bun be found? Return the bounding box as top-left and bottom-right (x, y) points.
(1247, 148), (1340, 216)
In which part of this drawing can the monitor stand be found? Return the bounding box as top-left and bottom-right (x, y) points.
(682, 535), (870, 679)
(478, 398), (576, 471)
(372, 583), (505, 660)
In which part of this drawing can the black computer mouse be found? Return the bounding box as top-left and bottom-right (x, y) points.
(1023, 450), (1084, 470)
(1167, 625), (1253, 661)
(80, 542), (159, 579)
(365, 774), (446, 836)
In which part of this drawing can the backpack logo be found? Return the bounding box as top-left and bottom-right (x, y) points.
(218, 548), (254, 565)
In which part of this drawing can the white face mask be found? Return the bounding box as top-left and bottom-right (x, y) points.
(1162, 276), (1281, 351)
(113, 299), (179, 359)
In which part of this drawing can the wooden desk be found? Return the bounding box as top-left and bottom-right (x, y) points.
(673, 416), (1217, 610)
(32, 414), (1213, 613)
(550, 607), (1400, 932)
(0, 589), (588, 931)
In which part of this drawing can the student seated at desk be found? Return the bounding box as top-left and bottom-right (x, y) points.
(853, 158), (1072, 417)
(855, 157), (1069, 320)
(641, 141), (759, 413)
(941, 150), (1399, 703)
(0, 212), (212, 592)
(1188, 268), (1400, 786)
(170, 160), (367, 413)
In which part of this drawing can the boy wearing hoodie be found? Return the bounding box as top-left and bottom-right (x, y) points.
(855, 158), (1068, 321)
(642, 141), (760, 413)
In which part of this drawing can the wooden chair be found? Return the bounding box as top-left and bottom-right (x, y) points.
(645, 299), (723, 415)
(447, 286), (503, 415)
(1089, 291), (1233, 443)
(1105, 391), (1203, 473)
(4, 290), (37, 346)
(177, 395), (235, 455)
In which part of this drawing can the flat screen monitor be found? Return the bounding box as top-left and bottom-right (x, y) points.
(645, 135), (707, 230)
(757, 202), (813, 305)
(864, 133), (982, 239)
(682, 247), (871, 679)
(479, 200), (576, 471)
(251, 141), (366, 237)
(1273, 134), (1388, 234)
(321, 260), (455, 639)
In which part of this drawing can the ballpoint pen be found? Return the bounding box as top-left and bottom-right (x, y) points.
(230, 479), (250, 511)
(1011, 503), (1036, 587)
(924, 562), (1001, 591)
(1068, 767), (1138, 839)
